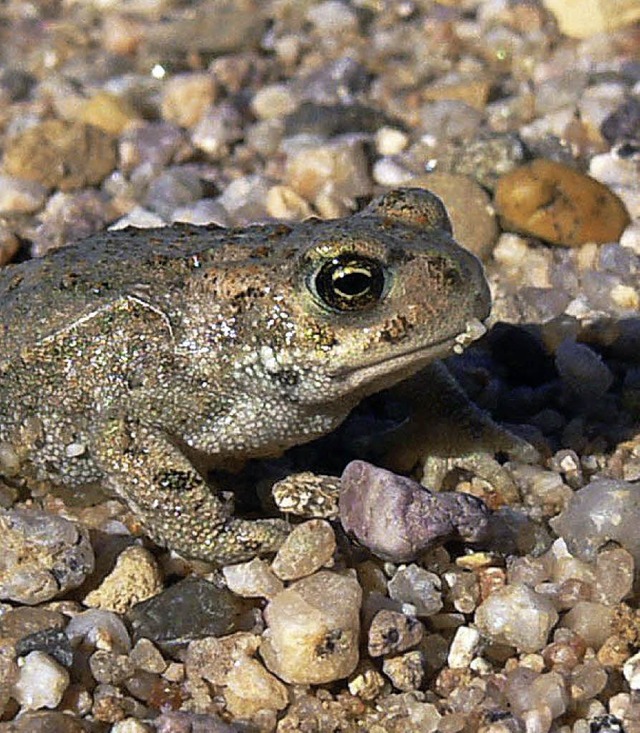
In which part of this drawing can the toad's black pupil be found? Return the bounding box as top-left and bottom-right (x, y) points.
(315, 254), (385, 311)
(333, 267), (371, 297)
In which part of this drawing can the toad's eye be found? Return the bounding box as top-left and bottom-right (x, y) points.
(313, 254), (386, 312)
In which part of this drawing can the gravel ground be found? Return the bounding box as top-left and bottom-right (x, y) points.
(0, 1), (639, 731)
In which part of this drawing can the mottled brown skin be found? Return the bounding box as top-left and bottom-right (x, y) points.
(0, 189), (490, 563)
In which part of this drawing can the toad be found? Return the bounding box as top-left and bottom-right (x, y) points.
(0, 188), (490, 563)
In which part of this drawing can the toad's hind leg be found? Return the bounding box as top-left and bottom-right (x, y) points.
(91, 413), (290, 564)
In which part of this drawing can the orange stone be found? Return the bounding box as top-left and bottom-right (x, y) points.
(494, 159), (630, 246)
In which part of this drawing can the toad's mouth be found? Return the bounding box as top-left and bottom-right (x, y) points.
(332, 318), (488, 391)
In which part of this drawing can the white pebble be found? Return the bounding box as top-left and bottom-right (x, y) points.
(475, 583), (558, 652)
(375, 127), (409, 156)
(623, 650), (640, 690)
(372, 158), (413, 187)
(13, 651), (70, 710)
(447, 626), (480, 669)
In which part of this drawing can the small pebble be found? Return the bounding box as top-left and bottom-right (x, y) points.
(408, 174), (499, 259)
(285, 137), (372, 203)
(447, 626), (481, 669)
(186, 632), (260, 686)
(475, 583), (558, 652)
(260, 570), (361, 684)
(382, 650), (425, 692)
(340, 461), (491, 563)
(77, 92), (138, 135)
(0, 508), (94, 605)
(13, 651), (70, 711)
(271, 519), (336, 581)
(251, 83), (298, 120)
(66, 610), (131, 655)
(0, 175), (47, 214)
(3, 120), (116, 190)
(561, 602), (614, 649)
(550, 479), (640, 565)
(495, 159), (630, 246)
(127, 577), (252, 654)
(222, 557), (284, 598)
(83, 545), (163, 614)
(160, 73), (217, 128)
(224, 658), (288, 718)
(367, 609), (424, 657)
(388, 564), (443, 617)
(272, 472), (341, 519)
(542, 0), (640, 38)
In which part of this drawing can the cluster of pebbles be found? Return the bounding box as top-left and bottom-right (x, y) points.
(0, 0), (639, 731)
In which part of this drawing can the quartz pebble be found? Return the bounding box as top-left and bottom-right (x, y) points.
(66, 610), (131, 655)
(224, 658), (288, 718)
(83, 546), (163, 614)
(13, 651), (70, 710)
(0, 508), (94, 604)
(475, 583), (558, 652)
(494, 159), (630, 246)
(388, 564), (443, 617)
(260, 570), (361, 684)
(447, 626), (481, 669)
(340, 461), (491, 562)
(550, 479), (640, 565)
(222, 557), (284, 598)
(271, 519), (336, 581)
(561, 602), (614, 649)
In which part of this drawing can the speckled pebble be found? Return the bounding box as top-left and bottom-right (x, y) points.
(367, 609), (424, 657)
(271, 519), (336, 581)
(271, 472), (341, 519)
(260, 570), (361, 684)
(495, 159), (630, 246)
(382, 650), (425, 692)
(83, 545), (163, 614)
(185, 632), (260, 686)
(0, 508), (94, 605)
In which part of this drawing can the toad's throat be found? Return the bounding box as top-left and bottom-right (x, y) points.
(332, 318), (488, 389)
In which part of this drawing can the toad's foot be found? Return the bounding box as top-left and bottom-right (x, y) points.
(92, 413), (290, 564)
(371, 362), (539, 480)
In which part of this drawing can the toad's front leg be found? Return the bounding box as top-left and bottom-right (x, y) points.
(91, 412), (290, 564)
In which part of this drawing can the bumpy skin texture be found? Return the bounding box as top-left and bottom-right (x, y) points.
(0, 188), (490, 563)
